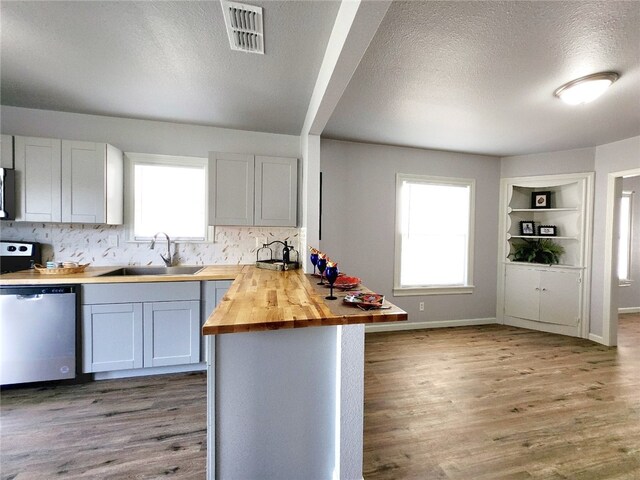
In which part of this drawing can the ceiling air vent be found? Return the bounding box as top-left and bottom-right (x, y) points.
(221, 1), (264, 54)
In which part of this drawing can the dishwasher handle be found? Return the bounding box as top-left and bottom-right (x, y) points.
(16, 294), (44, 300)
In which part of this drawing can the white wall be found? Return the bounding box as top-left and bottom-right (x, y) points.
(0, 106), (300, 158)
(320, 139), (501, 324)
(619, 176), (640, 310)
(0, 106), (301, 265)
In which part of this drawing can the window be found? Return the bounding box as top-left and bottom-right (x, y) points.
(394, 174), (475, 295)
(618, 191), (633, 283)
(126, 153), (208, 241)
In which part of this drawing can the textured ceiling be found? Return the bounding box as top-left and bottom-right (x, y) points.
(0, 0), (340, 135)
(2, 1), (639, 156)
(324, 1), (640, 156)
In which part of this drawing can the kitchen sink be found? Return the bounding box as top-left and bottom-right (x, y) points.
(99, 266), (204, 276)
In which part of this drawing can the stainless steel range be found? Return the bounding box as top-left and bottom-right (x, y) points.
(1, 241), (77, 385)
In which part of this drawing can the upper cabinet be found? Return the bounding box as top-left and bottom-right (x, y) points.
(14, 136), (123, 224)
(208, 152), (297, 227)
(209, 152), (255, 225)
(0, 135), (14, 168)
(254, 156), (297, 227)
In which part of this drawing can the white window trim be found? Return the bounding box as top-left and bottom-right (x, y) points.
(124, 152), (211, 243)
(393, 173), (475, 296)
(619, 190), (634, 286)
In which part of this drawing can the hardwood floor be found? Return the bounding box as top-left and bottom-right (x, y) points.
(364, 314), (640, 480)
(1, 316), (638, 479)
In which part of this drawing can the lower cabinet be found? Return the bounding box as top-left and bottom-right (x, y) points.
(504, 265), (581, 327)
(81, 282), (201, 374)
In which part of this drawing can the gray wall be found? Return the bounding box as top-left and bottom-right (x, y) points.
(501, 147), (595, 177)
(320, 139), (501, 324)
(619, 176), (640, 310)
(591, 137), (640, 335)
(0, 106), (300, 159)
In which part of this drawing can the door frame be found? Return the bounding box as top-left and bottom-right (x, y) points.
(602, 167), (640, 346)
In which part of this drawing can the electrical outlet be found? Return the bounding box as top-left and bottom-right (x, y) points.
(108, 234), (119, 247)
(419, 302), (424, 311)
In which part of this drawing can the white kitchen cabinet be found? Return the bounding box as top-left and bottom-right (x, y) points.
(504, 265), (581, 327)
(254, 156), (297, 226)
(62, 140), (123, 224)
(82, 303), (143, 373)
(14, 136), (123, 224)
(14, 136), (62, 222)
(0, 135), (13, 168)
(81, 282), (201, 374)
(208, 152), (297, 226)
(200, 280), (232, 361)
(143, 300), (200, 367)
(208, 152), (255, 225)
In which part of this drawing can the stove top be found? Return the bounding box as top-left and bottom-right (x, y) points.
(0, 241), (42, 273)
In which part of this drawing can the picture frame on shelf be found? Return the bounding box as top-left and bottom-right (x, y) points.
(520, 221), (535, 236)
(538, 225), (557, 236)
(531, 191), (551, 209)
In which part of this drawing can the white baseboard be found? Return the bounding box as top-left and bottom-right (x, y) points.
(365, 317), (497, 333)
(588, 333), (606, 345)
(619, 307), (640, 314)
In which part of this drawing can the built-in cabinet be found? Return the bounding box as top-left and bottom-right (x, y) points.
(81, 282), (201, 373)
(14, 136), (123, 224)
(209, 152), (297, 226)
(498, 172), (594, 338)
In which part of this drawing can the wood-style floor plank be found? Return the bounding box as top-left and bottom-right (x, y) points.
(1, 316), (638, 479)
(363, 315), (640, 480)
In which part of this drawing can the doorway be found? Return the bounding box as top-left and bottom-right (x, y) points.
(603, 168), (640, 345)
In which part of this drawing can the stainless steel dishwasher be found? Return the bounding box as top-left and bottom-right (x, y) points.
(1, 285), (77, 385)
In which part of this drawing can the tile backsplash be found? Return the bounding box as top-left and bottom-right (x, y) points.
(0, 222), (300, 266)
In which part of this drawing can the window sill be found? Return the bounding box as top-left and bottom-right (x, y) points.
(393, 285), (475, 296)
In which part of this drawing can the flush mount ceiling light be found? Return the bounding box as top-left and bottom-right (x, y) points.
(554, 72), (619, 105)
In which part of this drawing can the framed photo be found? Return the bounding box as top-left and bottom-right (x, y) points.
(538, 225), (557, 236)
(520, 221), (535, 236)
(531, 191), (551, 209)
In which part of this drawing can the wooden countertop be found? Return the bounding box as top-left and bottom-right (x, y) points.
(0, 265), (245, 285)
(203, 267), (407, 335)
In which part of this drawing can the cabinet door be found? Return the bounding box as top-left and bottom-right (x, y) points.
(254, 156), (297, 226)
(504, 266), (540, 321)
(62, 140), (106, 223)
(539, 270), (581, 326)
(14, 136), (62, 222)
(0, 135), (13, 168)
(208, 152), (254, 225)
(82, 303), (143, 373)
(143, 300), (200, 367)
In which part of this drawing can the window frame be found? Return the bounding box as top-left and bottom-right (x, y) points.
(618, 190), (634, 285)
(393, 173), (475, 296)
(124, 152), (210, 243)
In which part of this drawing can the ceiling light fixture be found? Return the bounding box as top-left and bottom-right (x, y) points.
(554, 72), (619, 105)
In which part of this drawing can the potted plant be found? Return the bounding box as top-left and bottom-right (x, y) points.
(510, 239), (565, 264)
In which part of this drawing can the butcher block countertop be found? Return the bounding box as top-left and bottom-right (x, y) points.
(203, 267), (408, 335)
(0, 265), (245, 285)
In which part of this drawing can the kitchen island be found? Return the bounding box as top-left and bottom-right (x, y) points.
(203, 267), (407, 480)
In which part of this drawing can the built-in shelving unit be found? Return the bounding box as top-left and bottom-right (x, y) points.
(497, 172), (594, 339)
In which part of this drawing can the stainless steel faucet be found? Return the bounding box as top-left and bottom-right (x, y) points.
(150, 232), (173, 266)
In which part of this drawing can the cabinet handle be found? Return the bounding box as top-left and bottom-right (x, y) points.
(535, 287), (540, 291)
(541, 288), (547, 291)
